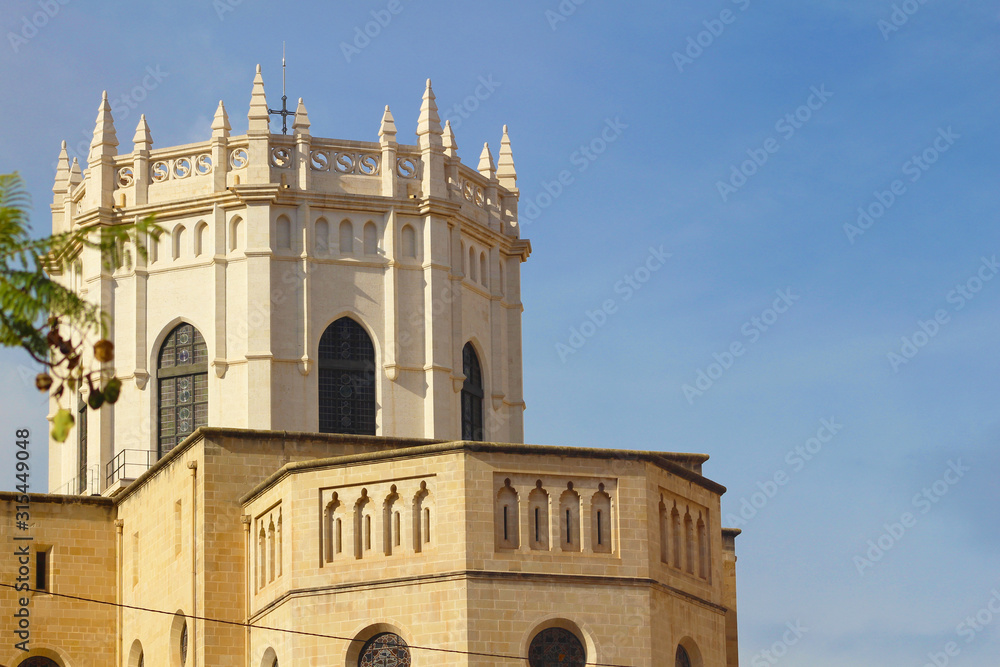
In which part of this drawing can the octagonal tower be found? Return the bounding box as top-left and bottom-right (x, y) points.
(48, 67), (530, 495)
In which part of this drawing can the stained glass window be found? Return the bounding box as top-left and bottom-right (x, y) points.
(676, 645), (692, 667)
(319, 318), (376, 435)
(180, 621), (188, 665)
(18, 658), (60, 667)
(461, 342), (484, 441)
(358, 632), (411, 667)
(528, 627), (586, 667)
(157, 324), (208, 458)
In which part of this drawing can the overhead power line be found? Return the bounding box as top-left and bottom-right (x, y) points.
(0, 581), (634, 667)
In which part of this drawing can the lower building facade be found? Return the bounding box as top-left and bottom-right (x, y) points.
(2, 429), (739, 667)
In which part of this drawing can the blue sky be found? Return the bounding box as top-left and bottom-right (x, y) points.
(1, 1), (998, 665)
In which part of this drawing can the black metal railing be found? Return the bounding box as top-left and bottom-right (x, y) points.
(106, 449), (156, 486)
(54, 465), (99, 496)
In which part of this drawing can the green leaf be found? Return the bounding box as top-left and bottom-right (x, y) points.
(103, 377), (122, 403)
(87, 389), (104, 410)
(51, 408), (74, 443)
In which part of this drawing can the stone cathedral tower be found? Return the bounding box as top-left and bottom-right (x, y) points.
(0, 67), (739, 667)
(48, 67), (529, 495)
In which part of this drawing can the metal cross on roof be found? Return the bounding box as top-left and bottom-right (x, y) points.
(268, 43), (295, 134)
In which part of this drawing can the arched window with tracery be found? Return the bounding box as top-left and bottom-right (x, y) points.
(461, 342), (484, 441)
(318, 317), (376, 435)
(359, 632), (411, 667)
(17, 658), (61, 667)
(528, 627), (586, 667)
(157, 323), (208, 458)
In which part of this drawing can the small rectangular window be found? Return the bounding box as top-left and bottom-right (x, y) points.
(174, 500), (182, 556)
(35, 548), (49, 592)
(132, 532), (139, 587)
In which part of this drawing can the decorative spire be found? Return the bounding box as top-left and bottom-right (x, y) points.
(416, 78), (442, 141)
(88, 91), (118, 165)
(133, 115), (152, 152)
(292, 97), (310, 135)
(443, 120), (458, 158)
(53, 141), (70, 194)
(248, 64), (270, 134)
(379, 105), (397, 144)
(478, 142), (496, 180)
(211, 100), (230, 138)
(69, 157), (83, 187)
(497, 124), (517, 188)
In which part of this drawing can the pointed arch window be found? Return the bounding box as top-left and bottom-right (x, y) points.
(461, 342), (484, 441)
(359, 632), (411, 667)
(319, 318), (376, 435)
(339, 220), (354, 254)
(676, 645), (692, 667)
(528, 628), (586, 667)
(157, 323), (208, 458)
(363, 221), (378, 255)
(315, 218), (329, 254)
(401, 224), (417, 258)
